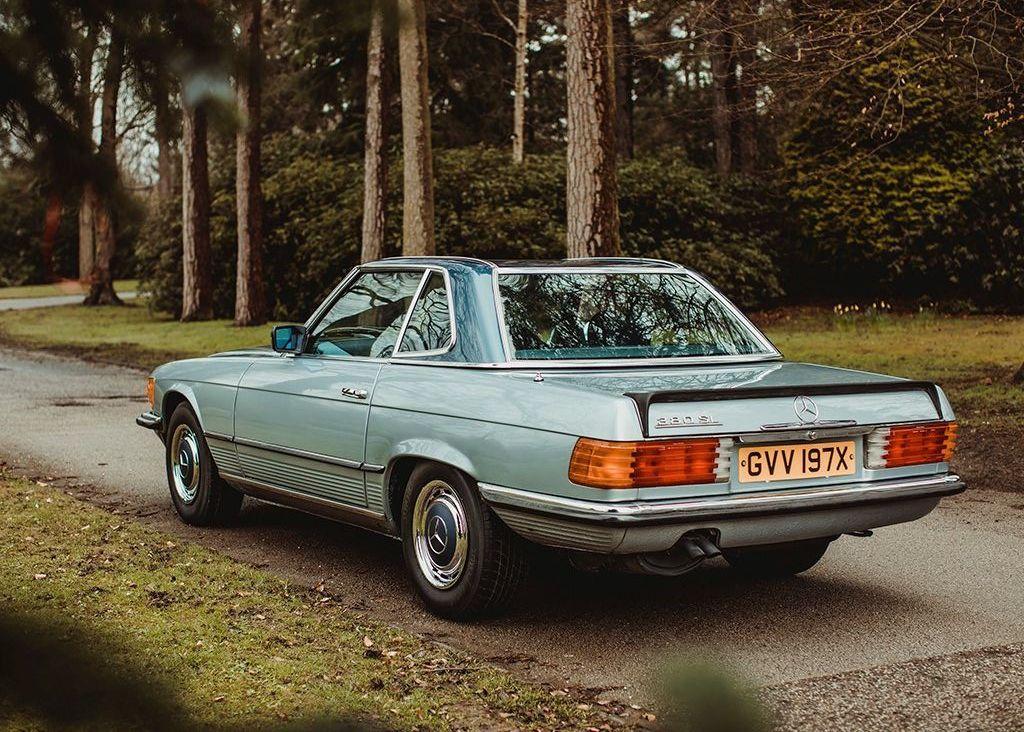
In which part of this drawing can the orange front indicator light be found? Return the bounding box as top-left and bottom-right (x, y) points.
(865, 422), (957, 469)
(146, 377), (155, 409)
(569, 437), (731, 489)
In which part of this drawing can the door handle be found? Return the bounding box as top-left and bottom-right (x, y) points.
(341, 387), (368, 400)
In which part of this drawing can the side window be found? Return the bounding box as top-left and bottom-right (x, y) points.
(307, 271), (423, 358)
(398, 272), (452, 354)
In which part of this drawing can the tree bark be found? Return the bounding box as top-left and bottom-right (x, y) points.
(512, 0), (528, 164)
(397, 0), (435, 256)
(361, 0), (389, 263)
(77, 27), (98, 283)
(181, 102), (213, 321)
(735, 7), (758, 174)
(154, 80), (176, 200)
(41, 194), (62, 283)
(709, 0), (734, 179)
(612, 0), (634, 161)
(235, 0), (267, 326)
(84, 32), (124, 306)
(565, 0), (621, 258)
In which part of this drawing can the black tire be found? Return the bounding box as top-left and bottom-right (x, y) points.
(164, 403), (243, 526)
(400, 462), (525, 619)
(722, 538), (831, 577)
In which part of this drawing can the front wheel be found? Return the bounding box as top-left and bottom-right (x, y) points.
(401, 463), (525, 619)
(165, 403), (243, 526)
(722, 538), (831, 577)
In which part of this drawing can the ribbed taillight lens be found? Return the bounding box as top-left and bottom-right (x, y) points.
(569, 437), (733, 489)
(865, 422), (957, 469)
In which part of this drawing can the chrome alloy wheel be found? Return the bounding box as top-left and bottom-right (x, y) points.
(170, 424), (201, 504)
(412, 480), (469, 589)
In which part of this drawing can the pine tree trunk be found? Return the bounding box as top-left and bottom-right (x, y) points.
(709, 0), (734, 179)
(154, 82), (176, 200)
(735, 15), (758, 174)
(77, 27), (98, 283)
(41, 194), (62, 283)
(78, 184), (96, 282)
(565, 0), (621, 258)
(235, 0), (267, 326)
(181, 102), (213, 321)
(512, 0), (528, 164)
(361, 0), (389, 263)
(397, 0), (435, 255)
(84, 33), (124, 306)
(612, 0), (634, 161)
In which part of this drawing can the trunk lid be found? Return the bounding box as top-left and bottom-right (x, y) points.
(541, 361), (942, 437)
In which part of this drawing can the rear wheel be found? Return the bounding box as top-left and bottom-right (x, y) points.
(401, 463), (525, 619)
(165, 403), (242, 526)
(723, 538), (831, 577)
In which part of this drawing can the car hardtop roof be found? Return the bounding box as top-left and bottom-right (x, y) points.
(373, 256), (688, 272)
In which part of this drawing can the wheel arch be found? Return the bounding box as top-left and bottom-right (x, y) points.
(382, 442), (479, 534)
(161, 385), (203, 432)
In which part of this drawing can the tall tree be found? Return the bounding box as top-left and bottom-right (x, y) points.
(565, 0), (621, 258)
(180, 100), (213, 321)
(77, 26), (98, 283)
(235, 0), (266, 325)
(84, 32), (124, 306)
(512, 0), (528, 163)
(612, 0), (634, 161)
(361, 0), (390, 263)
(734, 1), (757, 173)
(397, 0), (435, 255)
(708, 0), (734, 178)
(153, 76), (177, 200)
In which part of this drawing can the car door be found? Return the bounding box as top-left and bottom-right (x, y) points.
(233, 269), (426, 509)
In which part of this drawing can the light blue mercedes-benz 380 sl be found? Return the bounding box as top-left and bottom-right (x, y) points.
(137, 257), (964, 618)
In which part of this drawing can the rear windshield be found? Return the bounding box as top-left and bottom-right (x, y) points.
(497, 271), (773, 361)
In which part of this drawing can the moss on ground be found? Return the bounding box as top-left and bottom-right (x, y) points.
(0, 478), (608, 731)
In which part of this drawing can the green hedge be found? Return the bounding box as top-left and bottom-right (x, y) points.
(137, 143), (784, 319)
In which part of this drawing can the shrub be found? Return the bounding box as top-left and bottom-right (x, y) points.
(137, 141), (785, 320)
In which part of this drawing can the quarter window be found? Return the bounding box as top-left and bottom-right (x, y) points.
(307, 271), (422, 358)
(398, 272), (452, 353)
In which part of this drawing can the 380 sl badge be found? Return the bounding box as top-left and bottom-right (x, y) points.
(654, 413), (722, 428)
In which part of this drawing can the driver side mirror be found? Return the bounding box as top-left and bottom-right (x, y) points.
(271, 325), (307, 353)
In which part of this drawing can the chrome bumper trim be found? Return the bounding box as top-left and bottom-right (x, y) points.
(478, 474), (964, 526)
(136, 411), (161, 430)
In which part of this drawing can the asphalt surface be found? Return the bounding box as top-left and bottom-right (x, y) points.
(0, 292), (137, 310)
(1, 346), (1022, 726)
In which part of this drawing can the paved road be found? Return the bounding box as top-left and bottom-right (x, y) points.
(0, 292), (137, 310)
(1, 346), (1022, 724)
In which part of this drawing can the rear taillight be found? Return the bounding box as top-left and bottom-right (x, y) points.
(569, 437), (733, 489)
(865, 422), (957, 469)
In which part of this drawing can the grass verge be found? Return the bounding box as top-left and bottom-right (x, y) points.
(0, 477), (618, 731)
(0, 301), (275, 371)
(0, 279), (138, 300)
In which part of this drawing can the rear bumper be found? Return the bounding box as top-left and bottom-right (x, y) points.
(479, 474), (964, 553)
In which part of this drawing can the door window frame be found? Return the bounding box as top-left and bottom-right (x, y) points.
(301, 264), (457, 362)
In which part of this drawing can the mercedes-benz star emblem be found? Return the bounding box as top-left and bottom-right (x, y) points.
(427, 515), (448, 555)
(793, 395), (820, 424)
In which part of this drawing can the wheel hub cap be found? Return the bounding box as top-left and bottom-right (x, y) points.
(170, 425), (201, 504)
(413, 481), (468, 589)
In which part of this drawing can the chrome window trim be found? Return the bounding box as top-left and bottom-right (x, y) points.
(491, 266), (782, 366)
(392, 267), (459, 358)
(303, 263), (459, 363)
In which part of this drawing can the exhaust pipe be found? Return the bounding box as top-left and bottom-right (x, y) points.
(568, 531), (722, 577)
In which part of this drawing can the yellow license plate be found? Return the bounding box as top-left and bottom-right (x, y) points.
(738, 440), (856, 483)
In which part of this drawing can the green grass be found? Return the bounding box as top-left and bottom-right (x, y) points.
(760, 309), (1024, 414)
(0, 301), (277, 371)
(0, 279), (138, 300)
(0, 477), (608, 731)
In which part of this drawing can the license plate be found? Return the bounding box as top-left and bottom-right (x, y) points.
(738, 440), (856, 483)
